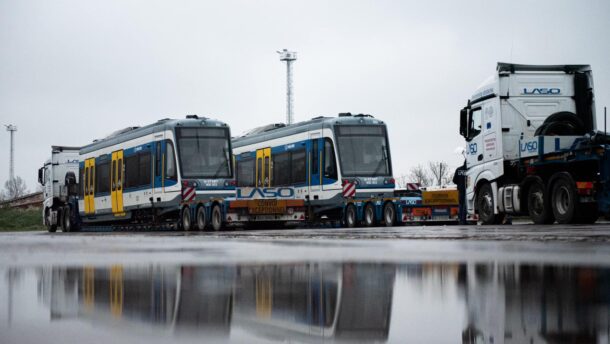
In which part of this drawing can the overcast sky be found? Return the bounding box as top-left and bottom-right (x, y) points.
(1, 0), (610, 191)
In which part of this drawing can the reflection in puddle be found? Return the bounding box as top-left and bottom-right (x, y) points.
(2, 262), (609, 343)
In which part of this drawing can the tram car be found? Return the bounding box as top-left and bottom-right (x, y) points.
(228, 113), (402, 227)
(42, 115), (235, 232)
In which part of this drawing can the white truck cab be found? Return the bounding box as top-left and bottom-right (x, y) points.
(460, 63), (597, 224)
(38, 146), (80, 231)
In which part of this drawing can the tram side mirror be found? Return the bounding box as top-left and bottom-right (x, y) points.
(459, 108), (468, 138)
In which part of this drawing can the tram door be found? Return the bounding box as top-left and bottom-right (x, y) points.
(111, 150), (124, 215)
(256, 148), (271, 187)
(84, 158), (96, 214)
(309, 132), (322, 195)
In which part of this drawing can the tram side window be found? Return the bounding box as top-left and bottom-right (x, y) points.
(272, 152), (291, 186)
(324, 138), (337, 180)
(237, 158), (255, 187)
(124, 155), (139, 189)
(165, 140), (177, 181)
(291, 149), (307, 184)
(96, 161), (110, 194)
(139, 152), (152, 186)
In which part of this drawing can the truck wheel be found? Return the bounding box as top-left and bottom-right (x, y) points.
(476, 183), (497, 225)
(63, 207), (72, 232)
(211, 204), (222, 231)
(345, 204), (357, 228)
(181, 206), (192, 231)
(383, 202), (395, 227)
(527, 182), (554, 224)
(364, 203), (376, 227)
(575, 203), (599, 224)
(45, 208), (57, 233)
(196, 205), (207, 231)
(551, 174), (577, 224)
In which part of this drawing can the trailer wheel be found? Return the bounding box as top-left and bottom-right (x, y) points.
(181, 206), (193, 231)
(196, 205), (207, 231)
(527, 182), (554, 224)
(345, 204), (357, 228)
(211, 204), (222, 231)
(63, 206), (72, 232)
(551, 174), (577, 224)
(383, 202), (395, 227)
(45, 208), (57, 233)
(476, 183), (497, 225)
(364, 203), (376, 227)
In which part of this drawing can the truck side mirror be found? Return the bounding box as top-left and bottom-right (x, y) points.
(459, 108), (468, 138)
(38, 168), (44, 186)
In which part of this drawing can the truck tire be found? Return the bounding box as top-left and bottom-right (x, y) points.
(527, 182), (554, 224)
(63, 206), (72, 232)
(383, 202), (395, 227)
(551, 174), (577, 224)
(345, 204), (357, 228)
(476, 183), (499, 225)
(211, 204), (222, 231)
(196, 205), (207, 231)
(45, 208), (57, 233)
(181, 206), (192, 231)
(364, 203), (376, 227)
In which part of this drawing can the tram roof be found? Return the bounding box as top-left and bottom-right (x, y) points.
(232, 114), (385, 148)
(80, 116), (229, 155)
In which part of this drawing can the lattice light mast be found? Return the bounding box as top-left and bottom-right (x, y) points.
(277, 49), (297, 125)
(5, 124), (17, 182)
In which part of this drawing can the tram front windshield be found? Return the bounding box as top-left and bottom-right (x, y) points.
(335, 125), (391, 177)
(176, 127), (231, 178)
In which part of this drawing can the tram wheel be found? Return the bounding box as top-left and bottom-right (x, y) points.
(211, 204), (222, 231)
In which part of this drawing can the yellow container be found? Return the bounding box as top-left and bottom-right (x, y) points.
(421, 189), (459, 206)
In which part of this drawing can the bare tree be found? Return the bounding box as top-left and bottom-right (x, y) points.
(408, 165), (431, 187)
(395, 174), (410, 189)
(4, 176), (27, 200)
(428, 161), (450, 186)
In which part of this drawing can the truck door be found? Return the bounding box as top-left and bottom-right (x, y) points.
(256, 148), (271, 187)
(309, 132), (322, 195)
(84, 158), (96, 215)
(111, 150), (124, 215)
(465, 107), (484, 168)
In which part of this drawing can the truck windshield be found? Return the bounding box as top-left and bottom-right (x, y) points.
(335, 125), (391, 177)
(176, 127), (231, 179)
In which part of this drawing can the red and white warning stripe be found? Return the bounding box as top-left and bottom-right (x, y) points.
(406, 183), (421, 191)
(182, 186), (196, 202)
(342, 181), (356, 198)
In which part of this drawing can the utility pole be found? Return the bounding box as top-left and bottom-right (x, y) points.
(277, 49), (297, 125)
(5, 124), (17, 182)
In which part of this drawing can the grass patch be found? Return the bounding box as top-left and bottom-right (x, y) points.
(0, 207), (45, 231)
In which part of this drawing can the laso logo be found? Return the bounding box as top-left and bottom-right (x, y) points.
(520, 140), (538, 152)
(236, 187), (295, 199)
(522, 88), (561, 95)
